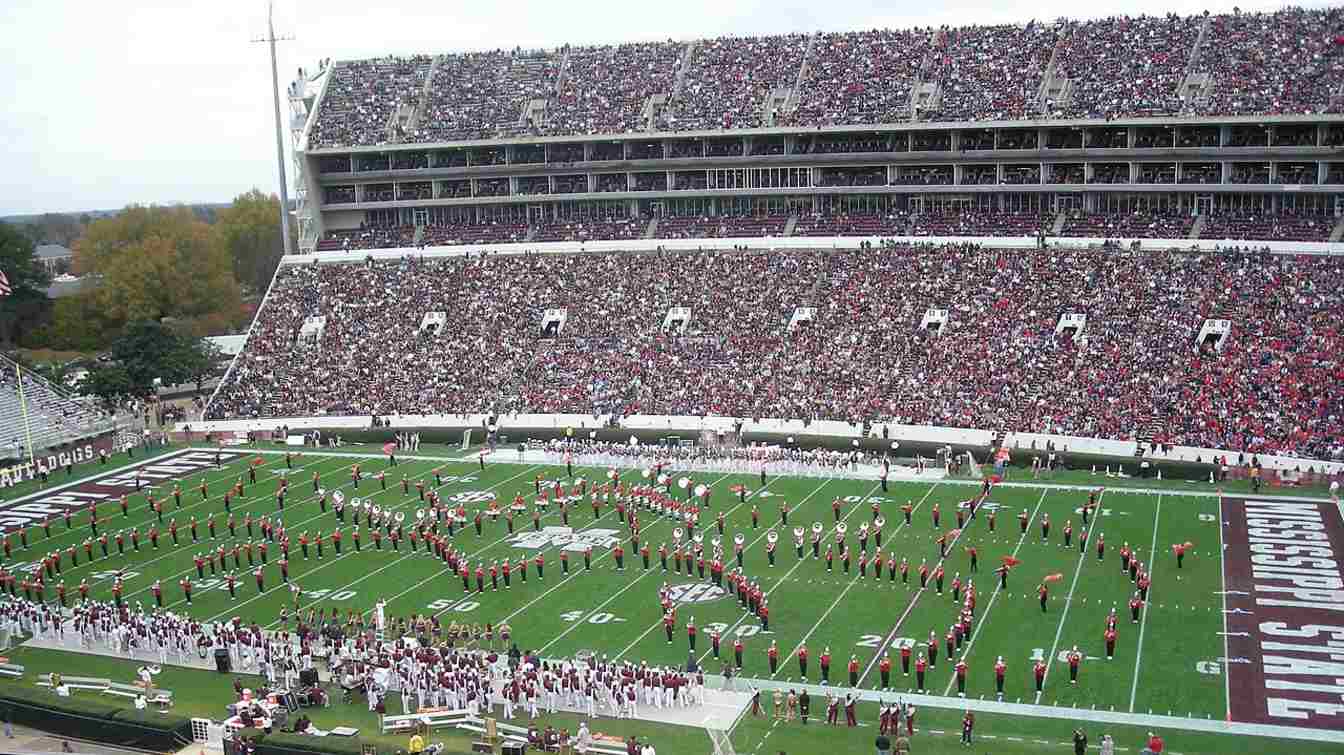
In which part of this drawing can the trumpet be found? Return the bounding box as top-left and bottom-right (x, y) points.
(672, 528), (684, 543)
(836, 522), (848, 536)
(874, 516), (886, 529)
(734, 533), (746, 546)
(812, 522), (824, 535)
(766, 530), (779, 544)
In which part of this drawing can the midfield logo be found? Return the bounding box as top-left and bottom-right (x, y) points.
(666, 583), (729, 604)
(506, 526), (620, 552)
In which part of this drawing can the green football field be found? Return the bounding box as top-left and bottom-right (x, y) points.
(0, 444), (1339, 755)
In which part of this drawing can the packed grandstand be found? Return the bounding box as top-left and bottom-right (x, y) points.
(292, 8), (1344, 253)
(205, 244), (1344, 463)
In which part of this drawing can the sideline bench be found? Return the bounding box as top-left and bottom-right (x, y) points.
(379, 707), (474, 734)
(36, 675), (110, 692)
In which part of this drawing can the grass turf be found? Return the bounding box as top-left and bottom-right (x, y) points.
(0, 445), (1337, 755)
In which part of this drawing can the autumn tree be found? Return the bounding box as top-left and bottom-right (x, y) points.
(73, 205), (244, 337)
(216, 189), (286, 295)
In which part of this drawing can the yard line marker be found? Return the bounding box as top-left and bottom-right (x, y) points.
(612, 476), (838, 662)
(859, 480), (985, 686)
(519, 471), (738, 649)
(772, 481), (933, 681)
(1035, 489), (1106, 703)
(244, 464), (542, 623)
(147, 455), (444, 610)
(941, 488), (1048, 696)
(203, 463), (540, 623)
(1128, 493), (1161, 712)
(99, 454), (378, 603)
(28, 450), (331, 596)
(1217, 489), (1231, 722)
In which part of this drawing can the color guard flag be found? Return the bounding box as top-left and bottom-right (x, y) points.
(382, 442), (396, 455)
(0, 269), (11, 296)
(1001, 555), (1021, 566)
(1044, 573), (1064, 583)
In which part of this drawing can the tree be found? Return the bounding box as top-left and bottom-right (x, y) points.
(73, 205), (244, 336)
(0, 221), (53, 345)
(78, 363), (133, 408)
(216, 190), (286, 295)
(80, 320), (220, 400)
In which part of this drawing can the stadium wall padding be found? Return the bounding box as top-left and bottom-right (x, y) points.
(0, 685), (193, 751)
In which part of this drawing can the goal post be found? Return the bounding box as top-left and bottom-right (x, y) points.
(461, 429), (472, 450)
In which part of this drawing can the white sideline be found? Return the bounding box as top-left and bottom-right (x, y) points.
(711, 674), (1344, 746)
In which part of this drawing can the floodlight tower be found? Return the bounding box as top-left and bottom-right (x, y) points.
(254, 0), (294, 253)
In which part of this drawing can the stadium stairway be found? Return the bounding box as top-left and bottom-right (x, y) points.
(783, 213), (799, 236)
(1050, 212), (1067, 235)
(1189, 214), (1207, 239)
(1331, 215), (1344, 242)
(643, 217), (658, 239)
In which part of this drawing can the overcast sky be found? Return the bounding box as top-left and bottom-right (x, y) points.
(0, 0), (1325, 216)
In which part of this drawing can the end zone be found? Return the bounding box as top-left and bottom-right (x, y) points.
(1222, 495), (1344, 729)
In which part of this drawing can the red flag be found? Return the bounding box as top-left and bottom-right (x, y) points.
(251, 457), (265, 467)
(1044, 573), (1064, 583)
(1001, 556), (1021, 566)
(729, 484), (747, 494)
(382, 442), (396, 455)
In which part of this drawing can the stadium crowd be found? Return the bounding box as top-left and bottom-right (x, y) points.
(306, 8), (1344, 149)
(209, 245), (1344, 461)
(316, 208), (1336, 249)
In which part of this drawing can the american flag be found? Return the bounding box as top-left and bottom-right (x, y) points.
(0, 269), (11, 296)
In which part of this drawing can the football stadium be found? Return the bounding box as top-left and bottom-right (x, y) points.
(3, 6), (1344, 755)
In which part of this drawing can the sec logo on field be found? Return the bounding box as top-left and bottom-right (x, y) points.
(666, 583), (729, 604)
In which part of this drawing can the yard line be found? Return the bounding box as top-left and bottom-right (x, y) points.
(50, 452), (341, 593)
(771, 481), (928, 680)
(379, 464), (655, 619)
(1035, 489), (1106, 702)
(613, 476), (839, 662)
(941, 488), (1049, 696)
(129, 456), (444, 606)
(1218, 489), (1231, 722)
(858, 481), (981, 686)
(1128, 493), (1162, 712)
(531, 472), (742, 654)
(505, 470), (736, 634)
(375, 463), (637, 618)
(237, 463), (543, 625)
